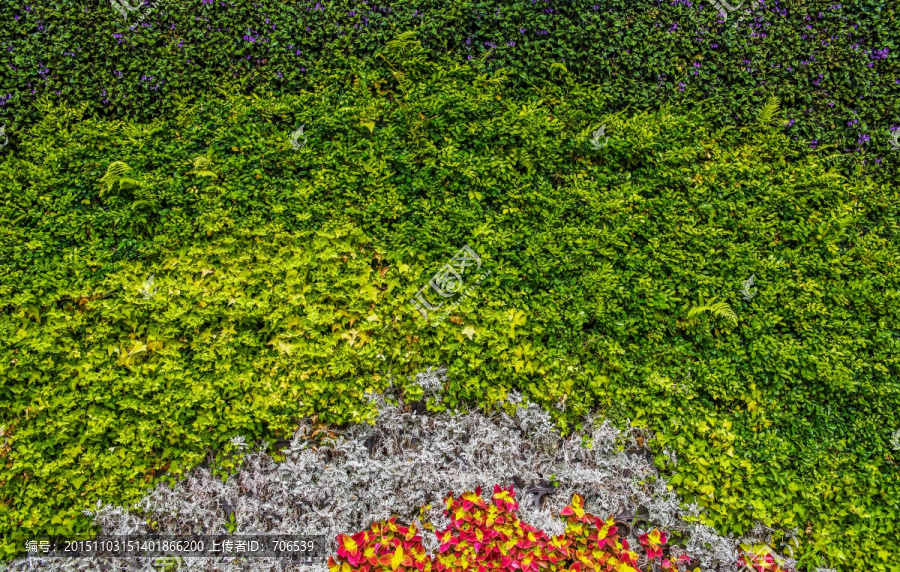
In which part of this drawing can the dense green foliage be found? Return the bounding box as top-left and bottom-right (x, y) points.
(1, 34), (899, 570)
(0, 0), (897, 172)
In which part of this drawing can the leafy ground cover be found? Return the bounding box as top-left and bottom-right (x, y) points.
(0, 0), (897, 172)
(1, 35), (899, 569)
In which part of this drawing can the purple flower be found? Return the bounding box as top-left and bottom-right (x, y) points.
(809, 140), (818, 149)
(787, 118), (795, 127)
(678, 82), (686, 91)
(857, 134), (870, 145)
(519, 27), (526, 34)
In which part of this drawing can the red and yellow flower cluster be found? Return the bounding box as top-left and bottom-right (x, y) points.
(737, 550), (792, 572)
(328, 486), (697, 572)
(330, 517), (433, 572)
(435, 484), (565, 572)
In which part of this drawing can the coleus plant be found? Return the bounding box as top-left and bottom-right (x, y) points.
(640, 529), (692, 572)
(328, 517), (433, 572)
(638, 529), (667, 560)
(736, 548), (794, 572)
(328, 486), (699, 572)
(434, 484), (566, 572)
(556, 492), (640, 572)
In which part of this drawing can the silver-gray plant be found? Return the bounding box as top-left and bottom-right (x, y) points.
(8, 368), (800, 572)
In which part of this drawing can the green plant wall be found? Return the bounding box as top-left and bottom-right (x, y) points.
(0, 37), (898, 570)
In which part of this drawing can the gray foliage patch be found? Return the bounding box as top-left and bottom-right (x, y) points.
(7, 368), (801, 572)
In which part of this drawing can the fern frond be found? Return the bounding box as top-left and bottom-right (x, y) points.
(757, 96), (780, 126)
(99, 161), (139, 195)
(189, 156), (218, 178)
(191, 156), (212, 171)
(687, 297), (738, 326)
